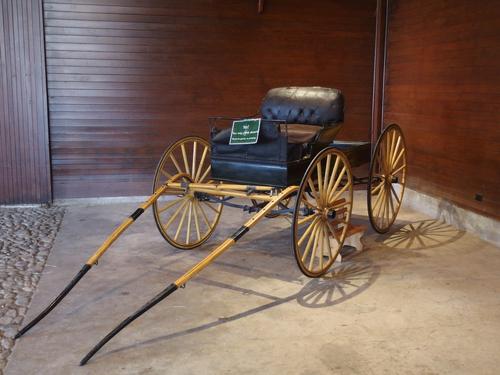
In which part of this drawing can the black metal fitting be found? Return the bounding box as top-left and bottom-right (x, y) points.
(231, 226), (249, 242)
(130, 208), (145, 221)
(194, 192), (210, 201)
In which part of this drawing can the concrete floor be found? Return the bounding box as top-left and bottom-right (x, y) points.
(5, 193), (500, 374)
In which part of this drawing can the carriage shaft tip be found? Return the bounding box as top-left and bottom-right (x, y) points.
(80, 283), (178, 366)
(15, 264), (92, 339)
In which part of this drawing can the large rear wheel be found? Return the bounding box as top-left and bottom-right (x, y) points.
(292, 148), (353, 277)
(367, 124), (407, 233)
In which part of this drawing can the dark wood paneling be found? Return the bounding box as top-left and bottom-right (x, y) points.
(384, 0), (500, 218)
(0, 0), (51, 204)
(44, 0), (377, 198)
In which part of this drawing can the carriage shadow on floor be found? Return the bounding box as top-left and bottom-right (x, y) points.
(100, 257), (379, 361)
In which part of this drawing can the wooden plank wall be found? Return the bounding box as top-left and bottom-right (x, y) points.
(383, 0), (500, 219)
(0, 0), (51, 204)
(44, 0), (377, 198)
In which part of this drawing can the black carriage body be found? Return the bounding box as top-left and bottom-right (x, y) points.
(211, 86), (355, 187)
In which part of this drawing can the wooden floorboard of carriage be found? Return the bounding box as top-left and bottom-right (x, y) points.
(383, 0), (500, 219)
(0, 0), (51, 204)
(43, 0), (377, 198)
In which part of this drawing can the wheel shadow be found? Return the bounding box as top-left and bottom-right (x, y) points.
(371, 219), (464, 250)
(99, 257), (379, 361)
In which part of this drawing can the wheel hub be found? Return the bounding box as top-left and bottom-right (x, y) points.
(322, 207), (336, 220)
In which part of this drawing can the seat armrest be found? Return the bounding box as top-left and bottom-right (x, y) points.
(314, 122), (344, 145)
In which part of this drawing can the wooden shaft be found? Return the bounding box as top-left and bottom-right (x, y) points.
(174, 186), (297, 287)
(85, 184), (168, 265)
(187, 187), (276, 201)
(167, 181), (274, 192)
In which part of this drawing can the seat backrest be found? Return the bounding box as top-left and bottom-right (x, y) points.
(260, 87), (344, 126)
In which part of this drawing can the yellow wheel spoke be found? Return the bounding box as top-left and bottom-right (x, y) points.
(195, 146), (209, 182)
(196, 200), (212, 229)
(382, 189), (389, 225)
(297, 213), (318, 226)
(384, 188), (391, 225)
(164, 198), (189, 230)
(323, 154), (331, 205)
(371, 180), (384, 195)
(316, 160), (323, 205)
(385, 133), (392, 173)
(158, 197), (185, 213)
(390, 135), (402, 166)
(199, 165), (211, 182)
(307, 177), (319, 205)
(174, 201), (190, 241)
(388, 130), (397, 170)
(390, 184), (402, 205)
(301, 222), (320, 262)
(298, 217), (320, 246)
(328, 200), (351, 210)
(186, 201), (193, 244)
(181, 143), (190, 176)
(371, 185), (385, 212)
(375, 186), (387, 219)
(308, 224), (321, 270)
(328, 181), (351, 206)
(327, 165), (346, 203)
(192, 200), (202, 241)
(160, 169), (172, 179)
(392, 147), (406, 170)
(170, 154), (183, 175)
(391, 163), (406, 176)
(387, 187), (395, 216)
(325, 156), (340, 198)
(325, 220), (341, 246)
(191, 141), (197, 181)
(202, 201), (219, 213)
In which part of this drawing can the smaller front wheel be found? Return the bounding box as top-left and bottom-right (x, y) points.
(152, 136), (222, 249)
(292, 148), (353, 277)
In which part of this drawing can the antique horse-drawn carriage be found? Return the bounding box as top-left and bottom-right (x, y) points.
(16, 87), (407, 364)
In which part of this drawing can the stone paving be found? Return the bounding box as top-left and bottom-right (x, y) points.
(0, 207), (64, 374)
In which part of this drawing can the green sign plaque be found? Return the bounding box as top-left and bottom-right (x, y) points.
(229, 118), (261, 145)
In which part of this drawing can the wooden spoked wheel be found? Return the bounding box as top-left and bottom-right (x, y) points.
(152, 136), (222, 249)
(368, 123), (407, 233)
(292, 148), (354, 278)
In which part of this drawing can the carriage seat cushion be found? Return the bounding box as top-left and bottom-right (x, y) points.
(282, 124), (322, 144)
(260, 87), (344, 125)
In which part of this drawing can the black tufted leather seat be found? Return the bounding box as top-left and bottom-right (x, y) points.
(210, 87), (344, 187)
(261, 86), (343, 125)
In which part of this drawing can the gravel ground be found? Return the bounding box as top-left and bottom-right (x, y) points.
(0, 207), (65, 374)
